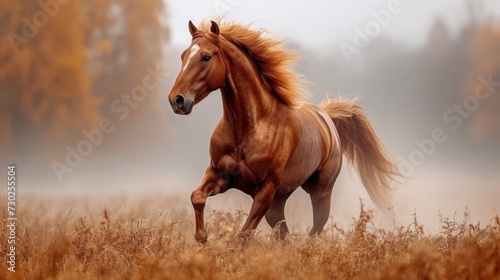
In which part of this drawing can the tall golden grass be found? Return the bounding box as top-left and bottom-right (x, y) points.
(1, 195), (499, 279)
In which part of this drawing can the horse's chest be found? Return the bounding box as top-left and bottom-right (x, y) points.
(210, 119), (291, 193)
(210, 141), (271, 194)
(212, 152), (259, 184)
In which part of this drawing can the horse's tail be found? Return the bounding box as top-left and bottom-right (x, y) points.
(320, 98), (400, 212)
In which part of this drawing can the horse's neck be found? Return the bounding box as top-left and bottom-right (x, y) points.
(220, 50), (283, 133)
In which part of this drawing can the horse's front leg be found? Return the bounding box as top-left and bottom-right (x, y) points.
(239, 179), (276, 239)
(191, 165), (227, 243)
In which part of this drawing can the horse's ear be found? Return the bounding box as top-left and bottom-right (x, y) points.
(188, 20), (198, 37)
(210, 20), (220, 35)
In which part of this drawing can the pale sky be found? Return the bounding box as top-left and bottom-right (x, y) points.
(167, 0), (500, 50)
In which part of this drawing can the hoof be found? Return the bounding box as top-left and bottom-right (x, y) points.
(195, 232), (208, 243)
(237, 230), (253, 244)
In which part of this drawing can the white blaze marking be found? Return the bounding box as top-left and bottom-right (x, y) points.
(182, 44), (200, 72)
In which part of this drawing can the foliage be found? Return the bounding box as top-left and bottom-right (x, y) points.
(465, 22), (500, 140)
(0, 1), (99, 159)
(1, 195), (499, 279)
(0, 0), (168, 161)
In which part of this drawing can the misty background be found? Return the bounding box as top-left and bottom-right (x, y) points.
(1, 0), (499, 232)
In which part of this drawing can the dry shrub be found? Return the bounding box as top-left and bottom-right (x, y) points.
(1, 196), (499, 279)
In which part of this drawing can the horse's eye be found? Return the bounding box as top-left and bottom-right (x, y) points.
(202, 55), (211, 62)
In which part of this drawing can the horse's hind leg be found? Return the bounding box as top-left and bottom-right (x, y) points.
(265, 191), (294, 239)
(302, 160), (341, 236)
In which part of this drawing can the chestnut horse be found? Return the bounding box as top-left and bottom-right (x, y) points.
(168, 20), (399, 242)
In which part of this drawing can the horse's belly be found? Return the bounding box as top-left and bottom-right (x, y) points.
(278, 135), (324, 194)
(278, 104), (337, 195)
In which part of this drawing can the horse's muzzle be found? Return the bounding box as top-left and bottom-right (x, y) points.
(170, 94), (194, 115)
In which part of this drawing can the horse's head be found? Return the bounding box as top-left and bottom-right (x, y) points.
(168, 21), (226, 115)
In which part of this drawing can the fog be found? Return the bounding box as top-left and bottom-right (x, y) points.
(2, 0), (499, 234)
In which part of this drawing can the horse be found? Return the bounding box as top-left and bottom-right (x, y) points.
(167, 20), (399, 243)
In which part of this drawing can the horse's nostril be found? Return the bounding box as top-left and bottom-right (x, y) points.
(174, 95), (185, 108)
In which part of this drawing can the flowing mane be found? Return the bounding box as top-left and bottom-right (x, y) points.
(199, 20), (307, 107)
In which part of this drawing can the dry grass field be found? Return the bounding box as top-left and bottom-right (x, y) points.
(1, 194), (499, 280)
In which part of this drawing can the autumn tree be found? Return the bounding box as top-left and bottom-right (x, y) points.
(464, 22), (500, 141)
(0, 1), (99, 162)
(79, 0), (170, 162)
(0, 0), (169, 164)
(84, 0), (169, 93)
